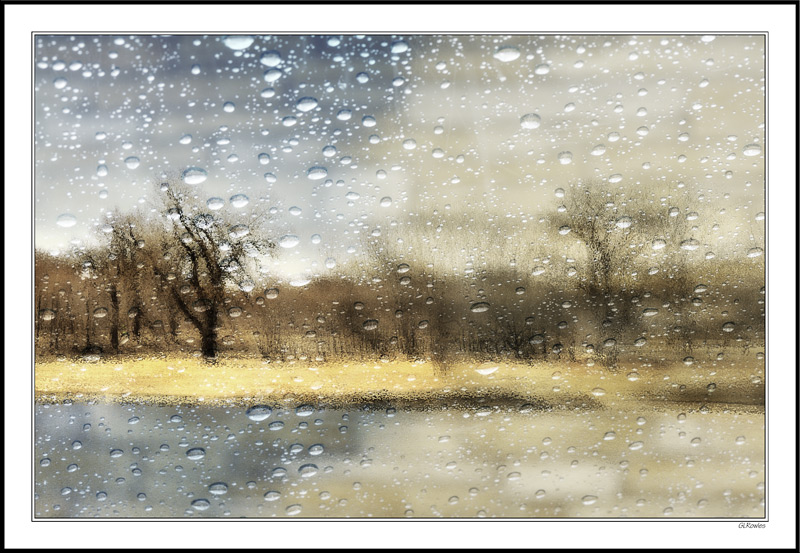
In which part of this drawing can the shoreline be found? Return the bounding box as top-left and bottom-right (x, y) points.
(34, 355), (766, 410)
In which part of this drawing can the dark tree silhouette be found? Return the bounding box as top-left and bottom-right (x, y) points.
(145, 180), (276, 360)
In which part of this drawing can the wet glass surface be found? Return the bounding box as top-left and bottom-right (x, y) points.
(35, 400), (764, 518)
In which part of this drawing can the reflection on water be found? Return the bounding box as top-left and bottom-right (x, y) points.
(34, 401), (764, 518)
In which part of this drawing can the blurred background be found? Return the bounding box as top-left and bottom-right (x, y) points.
(34, 34), (765, 281)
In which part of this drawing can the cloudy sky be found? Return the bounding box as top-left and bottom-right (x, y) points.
(34, 33), (765, 279)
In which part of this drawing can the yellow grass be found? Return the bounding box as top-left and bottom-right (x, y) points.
(34, 354), (765, 409)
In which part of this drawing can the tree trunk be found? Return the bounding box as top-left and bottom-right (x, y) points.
(132, 304), (142, 342)
(201, 305), (218, 360)
(84, 300), (92, 351)
(110, 286), (120, 353)
(201, 330), (217, 359)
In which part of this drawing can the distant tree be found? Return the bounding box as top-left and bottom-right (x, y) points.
(141, 180), (276, 360)
(550, 180), (691, 365)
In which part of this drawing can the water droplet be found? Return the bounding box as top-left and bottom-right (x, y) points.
(558, 151), (573, 164)
(746, 247), (763, 258)
(722, 322), (736, 333)
(110, 448), (123, 458)
(591, 387), (606, 397)
(558, 225), (571, 235)
(603, 338), (617, 348)
(93, 307), (108, 319)
(470, 302), (490, 313)
(266, 288), (279, 299)
(264, 490), (281, 501)
(475, 363), (499, 376)
(581, 495), (598, 505)
(616, 216), (633, 229)
(336, 109), (352, 121)
(603, 431), (616, 440)
(53, 77), (68, 89)
(494, 46), (521, 62)
(642, 308), (659, 317)
(228, 194), (249, 209)
(683, 356), (694, 365)
(590, 144), (607, 156)
(735, 436), (746, 445)
(634, 337), (647, 347)
(390, 40), (409, 54)
(534, 63), (550, 75)
(628, 441), (644, 451)
(288, 276), (309, 287)
(222, 36), (254, 50)
(609, 174), (623, 183)
(246, 405), (272, 421)
(186, 448), (206, 460)
(627, 371), (640, 382)
(208, 482), (228, 496)
(191, 498), (210, 511)
(520, 113), (541, 129)
(362, 115), (377, 127)
(651, 239), (666, 250)
(264, 68), (283, 82)
(182, 167), (208, 185)
(296, 96), (318, 112)
(228, 224), (250, 239)
(269, 421), (285, 431)
(39, 309), (56, 321)
(380, 196), (393, 207)
(680, 239), (700, 251)
(226, 307), (243, 319)
(402, 138), (417, 150)
(285, 504), (302, 516)
(743, 144), (762, 156)
(299, 464), (318, 477)
(279, 235), (300, 248)
(206, 197), (224, 210)
(362, 319), (379, 331)
(56, 214), (77, 228)
(259, 50), (282, 67)
(307, 166), (328, 180)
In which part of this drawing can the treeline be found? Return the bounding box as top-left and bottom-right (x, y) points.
(34, 179), (765, 368)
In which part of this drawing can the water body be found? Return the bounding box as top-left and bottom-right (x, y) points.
(34, 401), (764, 518)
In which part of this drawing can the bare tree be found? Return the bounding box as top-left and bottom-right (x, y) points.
(143, 180), (276, 360)
(550, 180), (691, 366)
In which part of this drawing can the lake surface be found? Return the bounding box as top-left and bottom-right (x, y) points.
(34, 400), (765, 518)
